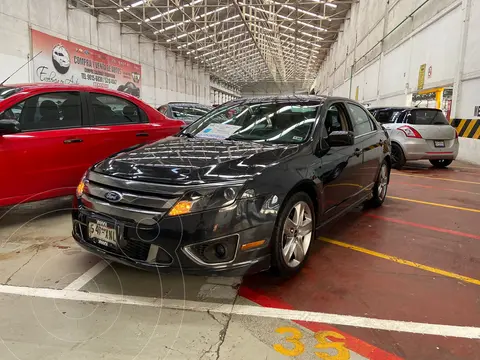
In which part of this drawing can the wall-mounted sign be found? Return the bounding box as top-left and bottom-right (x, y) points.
(31, 29), (142, 97)
(417, 64), (426, 90)
(474, 106), (480, 117)
(355, 86), (359, 101)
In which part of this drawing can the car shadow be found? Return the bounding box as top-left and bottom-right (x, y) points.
(0, 196), (72, 228)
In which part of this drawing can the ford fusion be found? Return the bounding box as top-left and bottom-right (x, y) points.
(72, 96), (391, 277)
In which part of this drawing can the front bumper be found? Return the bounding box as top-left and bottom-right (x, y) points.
(72, 195), (277, 276)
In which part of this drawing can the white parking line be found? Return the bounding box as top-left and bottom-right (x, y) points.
(0, 283), (478, 339)
(64, 260), (110, 290)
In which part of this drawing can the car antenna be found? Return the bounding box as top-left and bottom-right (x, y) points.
(0, 51), (42, 86)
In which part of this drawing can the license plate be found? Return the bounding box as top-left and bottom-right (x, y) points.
(88, 220), (117, 247)
(434, 140), (445, 148)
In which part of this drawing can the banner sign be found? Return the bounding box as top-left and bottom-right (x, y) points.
(31, 29), (142, 97)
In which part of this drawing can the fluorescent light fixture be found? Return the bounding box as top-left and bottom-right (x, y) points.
(239, 3), (327, 32)
(118, 0), (146, 13)
(312, 0), (338, 8)
(155, 5), (230, 34)
(136, 0), (202, 24)
(177, 23), (243, 49)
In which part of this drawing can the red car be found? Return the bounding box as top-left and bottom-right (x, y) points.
(0, 83), (184, 207)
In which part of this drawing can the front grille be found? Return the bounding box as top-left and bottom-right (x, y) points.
(81, 172), (182, 224)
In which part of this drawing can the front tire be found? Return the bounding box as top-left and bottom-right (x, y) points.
(430, 159), (452, 168)
(271, 192), (315, 278)
(367, 161), (390, 208)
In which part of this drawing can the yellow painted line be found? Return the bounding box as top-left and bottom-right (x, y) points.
(387, 195), (480, 213)
(463, 119), (477, 138)
(320, 237), (480, 286)
(393, 172), (480, 185)
(456, 119), (467, 134)
(473, 124), (480, 140)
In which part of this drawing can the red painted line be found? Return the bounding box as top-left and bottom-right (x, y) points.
(239, 286), (403, 360)
(365, 213), (480, 241)
(390, 180), (480, 196)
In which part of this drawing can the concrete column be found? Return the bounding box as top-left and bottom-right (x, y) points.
(451, 0), (472, 119)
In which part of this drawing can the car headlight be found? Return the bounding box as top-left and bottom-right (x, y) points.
(76, 171), (89, 198)
(168, 184), (244, 216)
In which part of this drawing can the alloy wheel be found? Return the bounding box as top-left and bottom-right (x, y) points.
(282, 201), (313, 268)
(377, 163), (389, 201)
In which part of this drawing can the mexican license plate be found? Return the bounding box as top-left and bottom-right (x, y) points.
(88, 220), (117, 247)
(434, 140), (445, 148)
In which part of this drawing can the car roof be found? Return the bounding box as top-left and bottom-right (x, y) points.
(3, 83), (140, 100)
(369, 106), (441, 111)
(168, 102), (212, 107)
(221, 94), (356, 105)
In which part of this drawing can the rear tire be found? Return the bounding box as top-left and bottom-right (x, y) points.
(366, 161), (390, 208)
(430, 159), (452, 168)
(391, 143), (406, 170)
(271, 192), (315, 278)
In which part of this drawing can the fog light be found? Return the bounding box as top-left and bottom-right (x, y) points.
(215, 244), (227, 259)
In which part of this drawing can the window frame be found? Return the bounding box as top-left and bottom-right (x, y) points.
(86, 92), (142, 127)
(0, 90), (86, 133)
(323, 102), (352, 135)
(345, 101), (378, 138)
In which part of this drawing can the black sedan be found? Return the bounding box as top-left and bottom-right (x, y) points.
(72, 96), (391, 277)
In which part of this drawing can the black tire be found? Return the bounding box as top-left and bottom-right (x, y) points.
(429, 159), (452, 168)
(391, 143), (406, 170)
(366, 161), (390, 208)
(271, 192), (315, 278)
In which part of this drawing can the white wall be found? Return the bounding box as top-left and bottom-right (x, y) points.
(312, 0), (480, 165)
(0, 0), (211, 107)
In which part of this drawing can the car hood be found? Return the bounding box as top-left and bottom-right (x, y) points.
(92, 136), (300, 185)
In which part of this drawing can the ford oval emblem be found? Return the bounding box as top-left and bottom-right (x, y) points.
(104, 191), (122, 202)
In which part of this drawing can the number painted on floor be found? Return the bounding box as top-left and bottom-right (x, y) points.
(273, 327), (305, 356)
(273, 327), (351, 358)
(314, 331), (350, 360)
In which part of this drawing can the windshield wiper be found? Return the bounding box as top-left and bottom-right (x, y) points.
(181, 132), (195, 138)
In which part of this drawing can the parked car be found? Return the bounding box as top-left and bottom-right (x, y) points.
(73, 96), (391, 277)
(0, 83), (184, 207)
(368, 107), (458, 169)
(158, 102), (213, 124)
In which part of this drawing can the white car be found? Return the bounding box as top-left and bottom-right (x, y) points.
(369, 107), (459, 169)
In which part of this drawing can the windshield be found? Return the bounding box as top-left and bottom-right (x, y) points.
(0, 86), (20, 101)
(171, 104), (212, 121)
(409, 109), (449, 125)
(182, 100), (322, 144)
(372, 109), (406, 123)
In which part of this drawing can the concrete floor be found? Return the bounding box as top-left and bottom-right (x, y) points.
(0, 160), (479, 359)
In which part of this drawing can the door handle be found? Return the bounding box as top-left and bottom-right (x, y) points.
(136, 132), (149, 137)
(64, 138), (83, 144)
(354, 148), (363, 157)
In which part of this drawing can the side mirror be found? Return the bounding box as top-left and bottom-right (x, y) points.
(327, 131), (354, 147)
(0, 120), (21, 135)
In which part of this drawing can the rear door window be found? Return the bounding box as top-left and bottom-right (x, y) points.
(89, 93), (140, 125)
(407, 110), (449, 125)
(374, 110), (406, 124)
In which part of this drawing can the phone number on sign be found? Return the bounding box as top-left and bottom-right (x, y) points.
(92, 82), (109, 89)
